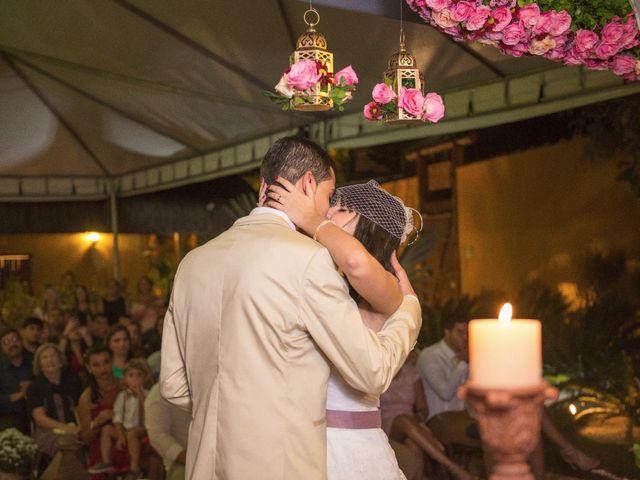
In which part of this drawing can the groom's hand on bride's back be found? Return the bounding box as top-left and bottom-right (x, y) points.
(391, 251), (416, 298)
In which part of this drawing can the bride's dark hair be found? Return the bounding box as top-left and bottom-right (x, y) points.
(347, 216), (400, 304)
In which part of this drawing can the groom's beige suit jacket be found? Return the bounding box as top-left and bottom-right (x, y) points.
(160, 211), (421, 480)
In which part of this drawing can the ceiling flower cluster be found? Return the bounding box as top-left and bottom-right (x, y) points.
(407, 0), (640, 80)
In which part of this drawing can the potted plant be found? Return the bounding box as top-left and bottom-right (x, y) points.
(0, 429), (37, 479)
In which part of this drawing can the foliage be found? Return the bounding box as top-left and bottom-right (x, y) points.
(515, 251), (640, 444)
(0, 280), (37, 329)
(530, 0), (634, 31)
(572, 95), (640, 198)
(0, 428), (37, 475)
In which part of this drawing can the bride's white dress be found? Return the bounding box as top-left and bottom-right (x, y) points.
(326, 368), (406, 479)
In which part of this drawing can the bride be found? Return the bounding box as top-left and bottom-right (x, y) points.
(266, 178), (419, 479)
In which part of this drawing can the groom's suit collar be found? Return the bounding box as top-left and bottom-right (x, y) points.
(234, 207), (296, 231)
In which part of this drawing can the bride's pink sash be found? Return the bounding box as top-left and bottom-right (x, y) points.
(326, 409), (381, 429)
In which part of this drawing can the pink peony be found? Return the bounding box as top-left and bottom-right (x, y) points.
(398, 87), (425, 117)
(286, 60), (320, 90)
(620, 16), (640, 49)
(422, 92), (445, 123)
(549, 11), (572, 36)
(450, 1), (475, 22)
(563, 48), (584, 65)
(517, 4), (541, 30)
(594, 42), (621, 60)
(574, 30), (598, 53)
(600, 20), (625, 44)
(500, 42), (528, 57)
(584, 58), (609, 70)
(466, 5), (491, 31)
(363, 101), (382, 121)
(528, 35), (556, 56)
(610, 55), (637, 76)
(274, 75), (295, 98)
(371, 83), (396, 105)
(532, 11), (552, 35)
(490, 7), (512, 32)
(334, 65), (358, 86)
(501, 22), (526, 45)
(425, 0), (452, 12)
(434, 8), (457, 28)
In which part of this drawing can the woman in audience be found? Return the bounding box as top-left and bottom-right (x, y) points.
(129, 276), (161, 320)
(59, 313), (93, 383)
(77, 345), (127, 477)
(34, 285), (60, 322)
(381, 353), (475, 480)
(106, 325), (132, 379)
(100, 280), (127, 326)
(74, 285), (94, 326)
(27, 343), (83, 461)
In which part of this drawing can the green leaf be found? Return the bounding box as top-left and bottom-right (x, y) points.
(634, 443), (640, 469)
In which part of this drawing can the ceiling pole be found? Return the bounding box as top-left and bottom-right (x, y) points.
(109, 180), (121, 282)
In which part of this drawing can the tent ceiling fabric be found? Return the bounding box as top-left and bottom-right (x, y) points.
(1, 0), (639, 198)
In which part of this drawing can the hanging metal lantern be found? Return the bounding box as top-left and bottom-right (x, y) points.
(383, 31), (425, 124)
(289, 8), (334, 111)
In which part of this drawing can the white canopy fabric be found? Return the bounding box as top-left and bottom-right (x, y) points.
(1, 0), (639, 199)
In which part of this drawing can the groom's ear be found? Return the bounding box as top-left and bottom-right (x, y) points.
(297, 170), (315, 192)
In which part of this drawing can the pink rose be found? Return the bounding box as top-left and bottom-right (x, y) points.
(532, 11), (552, 35)
(636, 59), (640, 76)
(517, 4), (540, 30)
(549, 11), (572, 36)
(594, 42), (621, 60)
(434, 8), (457, 28)
(490, 7), (512, 32)
(286, 60), (320, 90)
(610, 55), (637, 76)
(450, 1), (475, 22)
(528, 35), (556, 56)
(274, 75), (295, 98)
(600, 20), (625, 44)
(398, 87), (424, 117)
(501, 22), (526, 45)
(422, 92), (445, 123)
(334, 65), (358, 86)
(466, 5), (491, 31)
(500, 42), (528, 57)
(425, 0), (452, 12)
(574, 30), (598, 53)
(444, 26), (463, 39)
(371, 83), (396, 105)
(363, 101), (382, 121)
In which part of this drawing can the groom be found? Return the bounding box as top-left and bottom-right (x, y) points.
(160, 136), (422, 479)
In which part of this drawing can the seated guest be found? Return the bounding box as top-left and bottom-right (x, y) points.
(0, 328), (33, 434)
(139, 308), (162, 356)
(89, 314), (110, 345)
(20, 316), (43, 354)
(59, 314), (93, 383)
(145, 383), (189, 480)
(107, 325), (133, 379)
(382, 352), (473, 480)
(129, 276), (161, 321)
(46, 307), (66, 343)
(77, 345), (128, 477)
(100, 280), (127, 326)
(118, 317), (146, 358)
(26, 343), (83, 461)
(74, 285), (95, 326)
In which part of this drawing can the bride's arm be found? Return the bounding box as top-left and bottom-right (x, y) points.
(265, 178), (403, 316)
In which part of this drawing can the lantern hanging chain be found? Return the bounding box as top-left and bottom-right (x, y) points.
(399, 0), (405, 48)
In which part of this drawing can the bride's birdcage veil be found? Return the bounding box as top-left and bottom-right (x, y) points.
(330, 180), (423, 244)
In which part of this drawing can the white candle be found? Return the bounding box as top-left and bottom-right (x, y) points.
(469, 303), (542, 388)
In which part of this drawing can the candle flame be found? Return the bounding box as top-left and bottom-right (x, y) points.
(498, 303), (512, 324)
(569, 403), (577, 415)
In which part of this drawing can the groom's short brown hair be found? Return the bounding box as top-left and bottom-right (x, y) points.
(261, 136), (334, 185)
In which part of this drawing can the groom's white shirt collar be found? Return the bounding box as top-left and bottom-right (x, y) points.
(250, 207), (296, 231)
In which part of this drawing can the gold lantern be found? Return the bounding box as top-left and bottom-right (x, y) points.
(384, 31), (425, 124)
(289, 7), (334, 111)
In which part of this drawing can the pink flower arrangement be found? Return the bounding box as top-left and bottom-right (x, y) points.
(364, 82), (445, 123)
(265, 60), (359, 111)
(405, 0), (640, 81)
